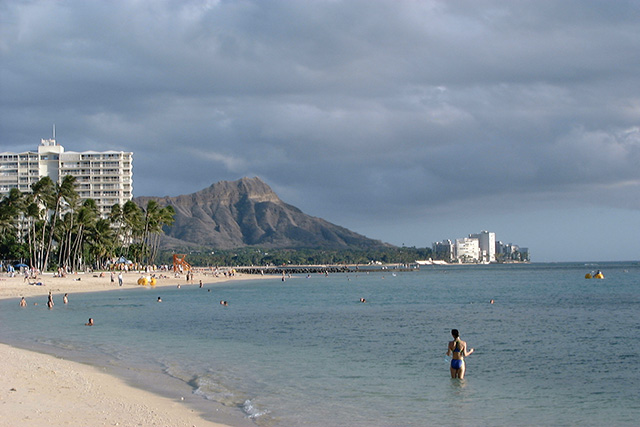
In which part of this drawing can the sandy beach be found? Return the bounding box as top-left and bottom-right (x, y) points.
(0, 270), (261, 427)
(0, 343), (228, 427)
(0, 269), (254, 301)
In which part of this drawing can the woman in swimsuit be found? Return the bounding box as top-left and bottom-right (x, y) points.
(446, 329), (474, 379)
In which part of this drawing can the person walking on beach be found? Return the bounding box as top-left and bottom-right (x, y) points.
(118, 272), (123, 286)
(446, 329), (474, 379)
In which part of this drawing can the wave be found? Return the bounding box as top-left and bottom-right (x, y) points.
(242, 399), (270, 420)
(164, 364), (273, 424)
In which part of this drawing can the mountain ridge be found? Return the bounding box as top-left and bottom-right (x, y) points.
(134, 177), (392, 250)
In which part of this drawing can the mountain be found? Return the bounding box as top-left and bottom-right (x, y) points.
(134, 177), (392, 250)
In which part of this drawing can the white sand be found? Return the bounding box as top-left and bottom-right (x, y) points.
(0, 269), (255, 301)
(0, 269), (266, 427)
(0, 343), (227, 426)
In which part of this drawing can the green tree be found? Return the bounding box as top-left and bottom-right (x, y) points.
(86, 218), (116, 269)
(69, 199), (99, 271)
(110, 200), (143, 260)
(0, 189), (28, 263)
(140, 201), (175, 265)
(41, 175), (77, 272)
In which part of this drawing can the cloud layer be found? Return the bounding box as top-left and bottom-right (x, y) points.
(2, 0), (639, 260)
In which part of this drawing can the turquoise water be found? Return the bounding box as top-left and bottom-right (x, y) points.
(1, 262), (639, 426)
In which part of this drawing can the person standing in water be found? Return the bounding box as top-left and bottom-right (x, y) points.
(446, 329), (474, 379)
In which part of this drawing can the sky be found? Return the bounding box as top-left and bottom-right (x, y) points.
(1, 0), (639, 262)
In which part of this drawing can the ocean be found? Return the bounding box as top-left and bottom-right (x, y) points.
(1, 262), (639, 426)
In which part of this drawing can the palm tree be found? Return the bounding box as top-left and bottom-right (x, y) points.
(0, 189), (27, 263)
(86, 218), (116, 269)
(110, 200), (143, 261)
(0, 188), (22, 235)
(147, 205), (175, 265)
(58, 180), (81, 270)
(42, 175), (77, 271)
(27, 177), (56, 270)
(70, 199), (99, 271)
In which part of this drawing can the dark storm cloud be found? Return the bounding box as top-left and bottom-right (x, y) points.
(2, 0), (639, 259)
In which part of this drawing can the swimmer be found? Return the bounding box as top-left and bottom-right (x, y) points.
(63, 293), (69, 304)
(177, 284), (181, 289)
(490, 299), (494, 304)
(360, 298), (367, 303)
(199, 280), (203, 288)
(85, 318), (94, 326)
(20, 297), (27, 307)
(220, 300), (228, 306)
(446, 329), (474, 379)
(157, 297), (162, 302)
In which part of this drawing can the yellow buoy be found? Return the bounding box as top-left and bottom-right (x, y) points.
(150, 278), (157, 286)
(594, 273), (604, 279)
(585, 273), (592, 279)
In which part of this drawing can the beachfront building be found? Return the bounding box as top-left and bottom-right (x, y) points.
(454, 237), (480, 263)
(469, 230), (496, 263)
(497, 242), (530, 262)
(0, 137), (133, 217)
(432, 239), (455, 262)
(432, 231), (528, 263)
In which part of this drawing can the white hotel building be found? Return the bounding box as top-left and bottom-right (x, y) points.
(454, 237), (481, 263)
(469, 230), (496, 263)
(0, 137), (133, 217)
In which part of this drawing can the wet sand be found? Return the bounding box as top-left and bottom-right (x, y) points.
(0, 342), (228, 426)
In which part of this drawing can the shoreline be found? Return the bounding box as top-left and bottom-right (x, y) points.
(0, 270), (269, 427)
(0, 268), (264, 301)
(0, 342), (230, 426)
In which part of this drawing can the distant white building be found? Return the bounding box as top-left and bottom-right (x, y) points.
(0, 137), (133, 217)
(469, 230), (496, 263)
(455, 237), (480, 263)
(432, 239), (455, 262)
(497, 242), (530, 262)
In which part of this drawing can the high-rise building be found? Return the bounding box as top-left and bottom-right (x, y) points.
(455, 237), (480, 263)
(0, 137), (133, 217)
(469, 230), (496, 262)
(432, 239), (455, 262)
